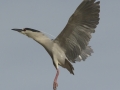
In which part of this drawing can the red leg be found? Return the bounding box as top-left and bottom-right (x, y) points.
(53, 69), (59, 90)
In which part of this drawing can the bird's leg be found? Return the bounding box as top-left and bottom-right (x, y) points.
(53, 69), (59, 90)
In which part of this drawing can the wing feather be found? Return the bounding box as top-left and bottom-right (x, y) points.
(54, 0), (100, 62)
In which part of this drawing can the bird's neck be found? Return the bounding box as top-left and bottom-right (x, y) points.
(33, 34), (53, 57)
(34, 35), (52, 45)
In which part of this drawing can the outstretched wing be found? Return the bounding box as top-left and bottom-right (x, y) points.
(54, 0), (100, 62)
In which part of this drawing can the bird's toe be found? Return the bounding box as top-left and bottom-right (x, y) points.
(53, 81), (58, 90)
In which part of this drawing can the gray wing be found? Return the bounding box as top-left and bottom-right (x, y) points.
(54, 0), (100, 62)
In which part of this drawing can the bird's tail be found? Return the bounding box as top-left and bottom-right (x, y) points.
(64, 46), (93, 74)
(65, 59), (74, 75)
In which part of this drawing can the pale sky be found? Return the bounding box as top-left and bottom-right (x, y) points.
(0, 0), (120, 90)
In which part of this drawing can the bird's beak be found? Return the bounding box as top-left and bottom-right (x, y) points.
(11, 28), (22, 32)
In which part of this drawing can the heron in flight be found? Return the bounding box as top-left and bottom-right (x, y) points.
(12, 0), (100, 90)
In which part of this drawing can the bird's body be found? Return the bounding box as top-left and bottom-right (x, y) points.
(12, 0), (100, 90)
(18, 28), (75, 74)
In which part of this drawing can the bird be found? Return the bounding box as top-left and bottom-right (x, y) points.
(11, 0), (100, 90)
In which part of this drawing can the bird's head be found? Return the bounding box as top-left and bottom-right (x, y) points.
(11, 28), (41, 38)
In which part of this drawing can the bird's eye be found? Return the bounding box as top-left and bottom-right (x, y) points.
(23, 28), (26, 31)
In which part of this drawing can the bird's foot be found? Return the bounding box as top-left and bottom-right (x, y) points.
(53, 81), (58, 90)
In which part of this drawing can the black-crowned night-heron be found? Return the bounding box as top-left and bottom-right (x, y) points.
(12, 0), (100, 90)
